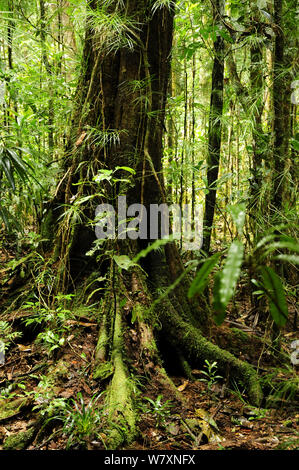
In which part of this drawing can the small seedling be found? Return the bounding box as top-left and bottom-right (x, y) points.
(199, 360), (223, 390)
(143, 394), (173, 427)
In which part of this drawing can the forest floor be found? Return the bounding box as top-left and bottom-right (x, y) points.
(0, 310), (298, 451)
(0, 249), (298, 451)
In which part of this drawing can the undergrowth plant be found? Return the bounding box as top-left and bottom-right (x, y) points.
(143, 395), (173, 427)
(262, 368), (299, 407)
(0, 321), (22, 353)
(40, 393), (104, 449)
(188, 204), (299, 333)
(198, 360), (223, 390)
(22, 295), (75, 355)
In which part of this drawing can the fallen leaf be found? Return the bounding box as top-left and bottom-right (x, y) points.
(195, 408), (219, 430)
(191, 369), (202, 376)
(66, 320), (96, 327)
(75, 132), (87, 147)
(17, 344), (31, 352)
(166, 423), (180, 436)
(60, 389), (74, 399)
(178, 380), (189, 392)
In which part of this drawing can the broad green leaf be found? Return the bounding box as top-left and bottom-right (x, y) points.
(228, 203), (246, 236)
(94, 170), (113, 183)
(262, 241), (299, 258)
(275, 254), (299, 265)
(6, 149), (30, 175)
(213, 241), (244, 318)
(74, 195), (95, 206)
(255, 234), (278, 251)
(254, 229), (291, 252)
(188, 253), (221, 299)
(113, 255), (138, 271)
(259, 266), (288, 327)
(290, 138), (299, 151)
(0, 157), (15, 190)
(115, 166), (136, 175)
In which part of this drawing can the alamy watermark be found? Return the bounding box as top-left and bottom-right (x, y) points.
(95, 196), (203, 250)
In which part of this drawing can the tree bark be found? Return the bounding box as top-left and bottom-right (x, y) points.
(202, 0), (224, 254)
(272, 0), (292, 211)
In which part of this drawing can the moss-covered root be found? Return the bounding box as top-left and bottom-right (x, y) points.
(106, 308), (137, 449)
(93, 314), (114, 381)
(3, 427), (36, 450)
(162, 305), (263, 407)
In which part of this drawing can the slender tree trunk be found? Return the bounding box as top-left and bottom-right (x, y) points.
(272, 0), (292, 211)
(180, 56), (188, 248)
(6, 0), (19, 139)
(39, 0), (54, 152)
(250, 43), (265, 214)
(191, 53), (196, 231)
(202, 0), (224, 254)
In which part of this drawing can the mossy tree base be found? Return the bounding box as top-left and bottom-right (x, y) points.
(90, 258), (262, 449)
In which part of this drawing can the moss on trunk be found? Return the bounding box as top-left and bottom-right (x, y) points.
(105, 307), (136, 448)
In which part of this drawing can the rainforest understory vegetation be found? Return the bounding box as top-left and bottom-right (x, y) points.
(0, 0), (298, 451)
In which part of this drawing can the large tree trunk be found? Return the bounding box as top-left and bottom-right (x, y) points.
(46, 0), (262, 448)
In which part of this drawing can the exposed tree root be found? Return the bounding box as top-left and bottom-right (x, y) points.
(91, 257), (262, 450)
(93, 314), (113, 381)
(105, 307), (136, 449)
(159, 297), (263, 406)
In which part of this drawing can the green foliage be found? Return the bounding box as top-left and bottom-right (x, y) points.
(261, 368), (299, 407)
(142, 395), (173, 427)
(188, 253), (221, 298)
(86, 4), (140, 53)
(258, 267), (288, 327)
(151, 0), (176, 14)
(113, 255), (138, 271)
(250, 231), (299, 327)
(22, 295), (74, 355)
(35, 329), (66, 355)
(0, 144), (33, 191)
(198, 360), (223, 390)
(0, 142), (35, 228)
(227, 203), (246, 237)
(213, 241), (244, 324)
(60, 393), (104, 449)
(0, 321), (22, 352)
(35, 392), (104, 449)
(0, 381), (28, 400)
(187, 206), (298, 328)
(247, 407), (268, 421)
